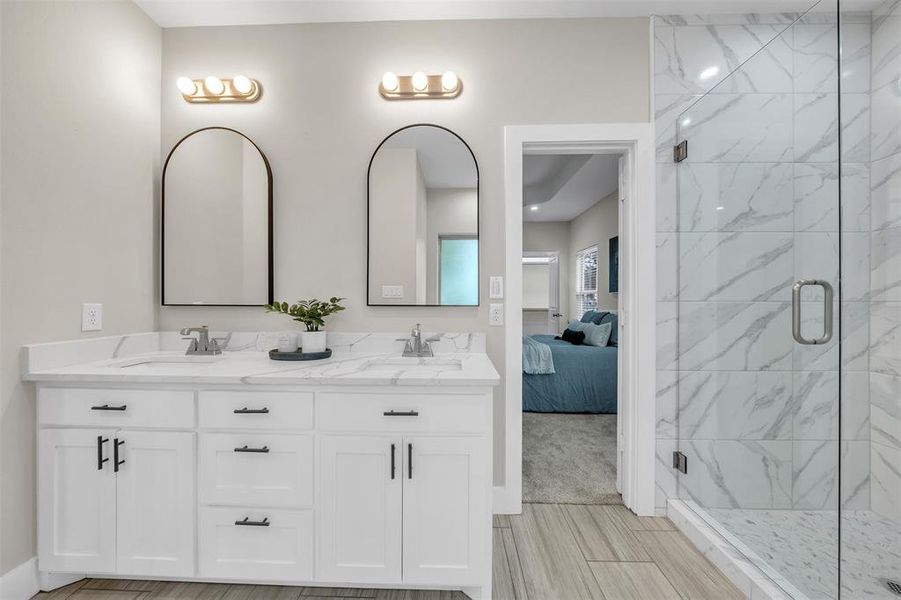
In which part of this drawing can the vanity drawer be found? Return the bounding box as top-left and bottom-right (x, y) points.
(317, 393), (489, 433)
(198, 507), (313, 582)
(38, 388), (194, 429)
(199, 433), (313, 508)
(199, 391), (313, 431)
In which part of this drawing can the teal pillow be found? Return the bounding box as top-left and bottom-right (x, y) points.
(579, 310), (600, 323)
(584, 322), (612, 347)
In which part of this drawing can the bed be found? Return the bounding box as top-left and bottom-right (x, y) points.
(522, 334), (618, 413)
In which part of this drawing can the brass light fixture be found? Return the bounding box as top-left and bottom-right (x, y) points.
(379, 71), (461, 100)
(177, 75), (261, 103)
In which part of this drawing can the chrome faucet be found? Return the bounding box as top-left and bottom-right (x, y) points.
(398, 324), (441, 358)
(180, 326), (222, 356)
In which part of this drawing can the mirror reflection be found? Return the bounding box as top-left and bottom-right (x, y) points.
(162, 127), (272, 306)
(368, 124), (479, 306)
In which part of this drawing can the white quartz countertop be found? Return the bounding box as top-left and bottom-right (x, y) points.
(23, 350), (501, 387)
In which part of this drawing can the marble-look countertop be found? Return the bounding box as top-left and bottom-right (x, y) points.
(23, 332), (499, 387)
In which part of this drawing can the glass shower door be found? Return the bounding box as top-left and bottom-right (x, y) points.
(674, 3), (844, 598)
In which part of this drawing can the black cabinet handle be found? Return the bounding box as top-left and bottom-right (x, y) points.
(390, 443), (396, 480)
(234, 407), (269, 414)
(97, 436), (109, 470)
(234, 517), (270, 527)
(91, 404), (127, 411)
(408, 443), (413, 479)
(114, 438), (125, 472)
(234, 445), (270, 453)
(383, 410), (419, 417)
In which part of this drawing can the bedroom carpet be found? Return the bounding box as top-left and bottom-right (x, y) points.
(522, 412), (621, 504)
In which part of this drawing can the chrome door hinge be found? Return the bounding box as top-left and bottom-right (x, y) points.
(673, 140), (688, 163)
(672, 451), (687, 474)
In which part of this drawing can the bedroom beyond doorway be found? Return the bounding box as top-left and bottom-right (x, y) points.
(521, 152), (623, 505)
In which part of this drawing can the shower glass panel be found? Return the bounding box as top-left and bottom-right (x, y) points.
(674, 2), (860, 597)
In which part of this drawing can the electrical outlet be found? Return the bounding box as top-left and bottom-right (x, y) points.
(489, 303), (504, 326)
(382, 285), (404, 299)
(82, 303), (102, 331)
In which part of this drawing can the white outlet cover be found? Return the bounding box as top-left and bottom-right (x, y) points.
(489, 303), (504, 326)
(81, 303), (103, 331)
(382, 285), (404, 299)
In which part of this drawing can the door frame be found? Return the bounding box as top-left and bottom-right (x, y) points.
(501, 123), (656, 516)
(522, 251), (560, 335)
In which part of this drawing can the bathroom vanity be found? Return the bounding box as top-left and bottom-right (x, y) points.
(24, 332), (499, 599)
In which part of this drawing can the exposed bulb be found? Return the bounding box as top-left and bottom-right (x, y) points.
(441, 71), (458, 92)
(204, 75), (225, 95)
(232, 75), (253, 95)
(381, 71), (399, 92)
(411, 71), (429, 92)
(176, 76), (197, 96)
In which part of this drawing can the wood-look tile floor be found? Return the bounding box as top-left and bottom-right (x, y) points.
(33, 504), (743, 600)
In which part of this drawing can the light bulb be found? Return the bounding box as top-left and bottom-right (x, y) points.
(176, 77), (197, 96)
(232, 75), (253, 95)
(441, 71), (458, 92)
(204, 75), (225, 95)
(381, 72), (399, 92)
(411, 71), (429, 92)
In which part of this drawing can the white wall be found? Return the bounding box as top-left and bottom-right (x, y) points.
(569, 190), (619, 314)
(523, 221), (571, 323)
(368, 148), (421, 303)
(159, 17), (650, 486)
(0, 0), (160, 576)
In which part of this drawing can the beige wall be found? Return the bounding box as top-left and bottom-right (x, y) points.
(159, 17), (649, 487)
(0, 0), (160, 575)
(163, 16), (648, 488)
(570, 191), (620, 313)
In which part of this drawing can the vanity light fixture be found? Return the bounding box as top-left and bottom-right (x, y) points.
(379, 70), (462, 100)
(177, 74), (261, 103)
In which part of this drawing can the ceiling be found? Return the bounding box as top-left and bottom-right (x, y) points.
(381, 126), (476, 188)
(523, 154), (620, 223)
(134, 0), (841, 28)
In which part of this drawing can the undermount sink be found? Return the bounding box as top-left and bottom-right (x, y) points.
(110, 354), (226, 368)
(361, 357), (463, 372)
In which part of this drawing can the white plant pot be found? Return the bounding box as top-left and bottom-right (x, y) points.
(301, 331), (327, 353)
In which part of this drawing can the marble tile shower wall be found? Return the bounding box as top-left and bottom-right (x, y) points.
(653, 10), (874, 513)
(869, 0), (901, 525)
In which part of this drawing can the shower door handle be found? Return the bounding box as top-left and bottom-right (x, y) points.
(792, 279), (833, 345)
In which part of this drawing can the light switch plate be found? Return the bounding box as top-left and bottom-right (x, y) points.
(489, 276), (504, 299)
(489, 303), (504, 326)
(81, 303), (102, 331)
(382, 285), (404, 299)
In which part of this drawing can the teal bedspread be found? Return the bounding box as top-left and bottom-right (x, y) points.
(522, 334), (618, 413)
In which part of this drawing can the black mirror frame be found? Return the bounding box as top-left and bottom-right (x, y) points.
(366, 123), (480, 307)
(161, 126), (274, 307)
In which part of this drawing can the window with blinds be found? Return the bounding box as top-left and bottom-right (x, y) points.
(575, 245), (599, 317)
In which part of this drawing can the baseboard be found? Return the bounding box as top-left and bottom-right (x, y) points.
(493, 485), (520, 514)
(0, 557), (38, 600)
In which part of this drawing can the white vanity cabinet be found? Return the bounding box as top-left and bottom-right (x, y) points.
(36, 383), (493, 599)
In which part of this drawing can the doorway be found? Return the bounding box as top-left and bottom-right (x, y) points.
(501, 123), (656, 516)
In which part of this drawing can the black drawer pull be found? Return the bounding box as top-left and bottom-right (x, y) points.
(91, 404), (127, 411)
(408, 443), (413, 479)
(383, 410), (419, 417)
(114, 438), (125, 472)
(234, 517), (270, 527)
(234, 407), (270, 414)
(97, 436), (109, 471)
(234, 445), (270, 453)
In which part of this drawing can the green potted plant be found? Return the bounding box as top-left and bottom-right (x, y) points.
(265, 297), (346, 353)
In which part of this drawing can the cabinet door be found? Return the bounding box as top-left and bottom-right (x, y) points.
(402, 436), (488, 585)
(38, 428), (117, 573)
(318, 436), (402, 584)
(116, 431), (195, 577)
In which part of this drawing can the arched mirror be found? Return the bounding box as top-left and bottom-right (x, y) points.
(162, 127), (273, 306)
(367, 124), (479, 306)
